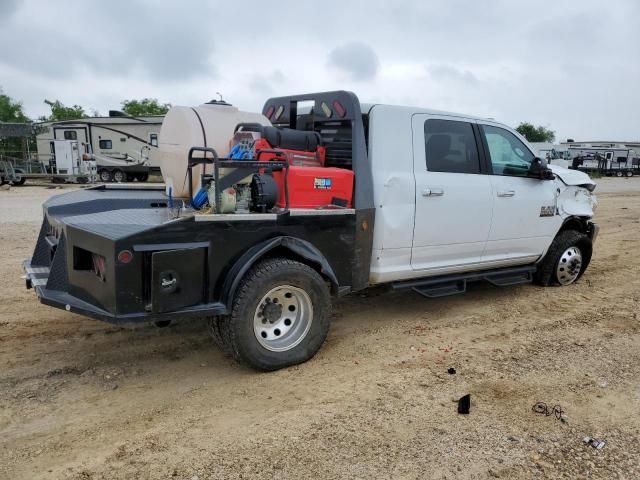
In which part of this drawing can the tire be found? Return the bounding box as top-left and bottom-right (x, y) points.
(136, 173), (149, 182)
(12, 169), (26, 186)
(98, 169), (111, 183)
(207, 315), (233, 356)
(112, 169), (126, 183)
(616, 171), (623, 177)
(226, 258), (331, 371)
(626, 171), (633, 177)
(534, 230), (592, 287)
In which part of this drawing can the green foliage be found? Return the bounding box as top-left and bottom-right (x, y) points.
(0, 88), (33, 156)
(515, 122), (555, 143)
(40, 100), (87, 122)
(121, 98), (171, 116)
(0, 88), (30, 123)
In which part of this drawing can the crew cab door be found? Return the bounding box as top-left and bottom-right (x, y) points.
(478, 123), (562, 262)
(410, 115), (493, 272)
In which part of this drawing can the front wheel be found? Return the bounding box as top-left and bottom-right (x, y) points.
(534, 230), (592, 286)
(224, 258), (331, 371)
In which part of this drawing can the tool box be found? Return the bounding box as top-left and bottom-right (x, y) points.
(273, 166), (354, 208)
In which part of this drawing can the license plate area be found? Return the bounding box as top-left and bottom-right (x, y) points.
(151, 248), (206, 313)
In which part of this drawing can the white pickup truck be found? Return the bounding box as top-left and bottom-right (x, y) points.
(23, 91), (597, 371)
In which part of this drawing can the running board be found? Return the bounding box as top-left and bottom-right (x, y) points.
(392, 265), (536, 299)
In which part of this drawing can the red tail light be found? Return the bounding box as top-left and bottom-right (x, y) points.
(92, 253), (106, 281)
(117, 250), (133, 264)
(265, 105), (275, 119)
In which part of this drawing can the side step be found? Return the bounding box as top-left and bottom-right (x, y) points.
(392, 265), (536, 299)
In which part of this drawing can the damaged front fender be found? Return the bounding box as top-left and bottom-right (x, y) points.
(558, 186), (597, 217)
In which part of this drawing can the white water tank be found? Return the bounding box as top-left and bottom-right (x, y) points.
(159, 102), (270, 198)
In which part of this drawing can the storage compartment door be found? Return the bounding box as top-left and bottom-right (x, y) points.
(151, 248), (206, 313)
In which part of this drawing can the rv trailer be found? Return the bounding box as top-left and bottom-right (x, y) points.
(36, 113), (163, 183)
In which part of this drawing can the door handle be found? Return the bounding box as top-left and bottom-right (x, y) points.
(497, 190), (516, 197)
(422, 188), (444, 197)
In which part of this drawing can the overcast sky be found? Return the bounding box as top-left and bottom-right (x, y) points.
(1, 0), (638, 141)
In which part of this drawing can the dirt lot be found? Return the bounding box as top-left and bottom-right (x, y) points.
(1, 180), (639, 479)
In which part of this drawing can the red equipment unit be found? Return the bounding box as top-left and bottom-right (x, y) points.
(245, 125), (354, 209)
(254, 138), (325, 167)
(272, 166), (354, 209)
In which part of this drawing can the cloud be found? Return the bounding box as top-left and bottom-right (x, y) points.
(0, 0), (638, 141)
(0, 0), (19, 22)
(0, 0), (216, 82)
(327, 42), (380, 81)
(248, 70), (286, 96)
(427, 64), (479, 85)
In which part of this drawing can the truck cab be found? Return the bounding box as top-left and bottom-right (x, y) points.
(23, 91), (598, 371)
(367, 105), (597, 284)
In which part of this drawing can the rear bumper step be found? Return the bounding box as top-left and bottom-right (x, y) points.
(23, 258), (227, 325)
(392, 265), (536, 298)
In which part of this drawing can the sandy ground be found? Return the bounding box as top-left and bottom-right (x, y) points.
(0, 180), (639, 479)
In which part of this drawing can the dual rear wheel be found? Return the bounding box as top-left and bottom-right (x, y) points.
(208, 258), (331, 371)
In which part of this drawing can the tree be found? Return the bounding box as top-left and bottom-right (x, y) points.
(0, 88), (34, 157)
(0, 88), (30, 123)
(41, 100), (87, 122)
(121, 98), (171, 116)
(515, 122), (555, 143)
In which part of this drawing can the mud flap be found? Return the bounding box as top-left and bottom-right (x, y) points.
(151, 248), (206, 313)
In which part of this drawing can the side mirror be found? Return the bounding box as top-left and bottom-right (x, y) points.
(528, 157), (555, 180)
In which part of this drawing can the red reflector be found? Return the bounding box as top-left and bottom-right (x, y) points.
(92, 253), (106, 281)
(117, 250), (133, 264)
(333, 100), (346, 117)
(265, 105), (275, 119)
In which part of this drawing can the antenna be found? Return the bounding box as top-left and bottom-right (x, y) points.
(216, 92), (224, 102)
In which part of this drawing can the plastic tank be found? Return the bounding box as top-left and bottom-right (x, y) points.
(158, 102), (271, 198)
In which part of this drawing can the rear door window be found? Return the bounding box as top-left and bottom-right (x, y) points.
(424, 119), (480, 174)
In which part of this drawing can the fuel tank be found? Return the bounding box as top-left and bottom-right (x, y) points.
(158, 102), (270, 198)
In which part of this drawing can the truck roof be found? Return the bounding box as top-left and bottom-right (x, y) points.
(360, 102), (498, 124)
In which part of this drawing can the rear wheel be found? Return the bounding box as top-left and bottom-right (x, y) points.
(207, 316), (232, 356)
(626, 170), (634, 177)
(136, 173), (149, 182)
(98, 169), (111, 183)
(534, 230), (592, 286)
(112, 169), (126, 183)
(225, 258), (331, 371)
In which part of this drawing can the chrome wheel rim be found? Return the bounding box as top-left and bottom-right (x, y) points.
(113, 171), (124, 182)
(557, 246), (583, 285)
(99, 170), (110, 182)
(253, 285), (313, 352)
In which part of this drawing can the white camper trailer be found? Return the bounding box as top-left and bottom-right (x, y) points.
(36, 113), (163, 182)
